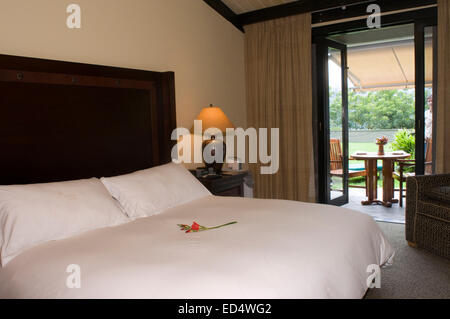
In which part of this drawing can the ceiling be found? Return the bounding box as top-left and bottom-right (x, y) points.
(221, 0), (297, 14)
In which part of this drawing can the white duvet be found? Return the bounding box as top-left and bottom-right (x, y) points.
(0, 196), (394, 299)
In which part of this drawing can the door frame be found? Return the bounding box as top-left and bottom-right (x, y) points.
(314, 38), (349, 206)
(312, 7), (438, 205)
(414, 21), (438, 175)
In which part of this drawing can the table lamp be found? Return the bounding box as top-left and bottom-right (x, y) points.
(195, 104), (234, 174)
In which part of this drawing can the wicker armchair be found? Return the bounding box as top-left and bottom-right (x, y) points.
(406, 174), (450, 259)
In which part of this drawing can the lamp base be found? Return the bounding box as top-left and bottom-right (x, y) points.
(202, 136), (226, 175)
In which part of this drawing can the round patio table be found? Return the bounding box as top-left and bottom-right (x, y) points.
(351, 152), (411, 207)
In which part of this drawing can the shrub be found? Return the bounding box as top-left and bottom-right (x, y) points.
(391, 129), (415, 159)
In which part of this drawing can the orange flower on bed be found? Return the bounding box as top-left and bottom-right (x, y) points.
(177, 221), (237, 233)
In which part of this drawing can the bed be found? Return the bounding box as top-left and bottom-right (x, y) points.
(0, 55), (394, 299)
(0, 195), (393, 299)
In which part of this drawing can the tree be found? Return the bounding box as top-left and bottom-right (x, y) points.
(329, 89), (418, 130)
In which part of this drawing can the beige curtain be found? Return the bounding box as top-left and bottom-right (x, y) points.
(436, 0), (450, 173)
(244, 14), (315, 202)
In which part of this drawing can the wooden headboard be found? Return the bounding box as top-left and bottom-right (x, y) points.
(0, 54), (176, 185)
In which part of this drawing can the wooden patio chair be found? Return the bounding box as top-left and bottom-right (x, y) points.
(393, 138), (433, 207)
(329, 139), (367, 191)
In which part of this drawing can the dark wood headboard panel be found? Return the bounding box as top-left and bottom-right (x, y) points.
(0, 54), (176, 185)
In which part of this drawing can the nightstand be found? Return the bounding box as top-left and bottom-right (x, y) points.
(190, 170), (248, 197)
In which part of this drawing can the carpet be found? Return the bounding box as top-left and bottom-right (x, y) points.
(365, 222), (450, 299)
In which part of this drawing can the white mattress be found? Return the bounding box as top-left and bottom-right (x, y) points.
(0, 196), (394, 299)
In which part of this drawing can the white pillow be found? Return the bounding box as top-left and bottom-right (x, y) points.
(101, 163), (211, 219)
(0, 178), (128, 266)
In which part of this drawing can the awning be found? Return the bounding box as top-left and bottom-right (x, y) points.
(330, 40), (433, 91)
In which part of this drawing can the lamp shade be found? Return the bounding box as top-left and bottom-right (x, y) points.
(194, 105), (234, 134)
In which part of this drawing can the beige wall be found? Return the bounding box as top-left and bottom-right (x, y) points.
(0, 0), (246, 130)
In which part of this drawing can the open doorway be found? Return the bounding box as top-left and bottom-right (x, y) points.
(314, 17), (437, 224)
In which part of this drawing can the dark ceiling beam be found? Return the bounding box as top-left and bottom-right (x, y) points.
(312, 7), (437, 37)
(204, 0), (437, 33)
(237, 0), (371, 26)
(203, 0), (244, 32)
(312, 0), (437, 24)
